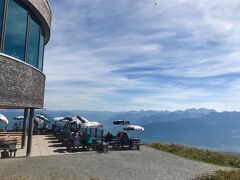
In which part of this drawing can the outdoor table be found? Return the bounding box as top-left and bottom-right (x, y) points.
(96, 142), (108, 153)
(111, 139), (121, 150)
(109, 138), (117, 144)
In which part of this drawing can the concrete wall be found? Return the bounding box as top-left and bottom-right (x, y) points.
(0, 54), (45, 109)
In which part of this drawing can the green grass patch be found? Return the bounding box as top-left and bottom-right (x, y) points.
(194, 170), (240, 180)
(150, 143), (240, 168)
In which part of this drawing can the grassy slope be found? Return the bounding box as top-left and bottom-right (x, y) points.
(150, 143), (240, 168)
(150, 143), (240, 179)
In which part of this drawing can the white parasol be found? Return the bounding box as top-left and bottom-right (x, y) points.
(70, 116), (82, 124)
(35, 114), (49, 123)
(123, 125), (144, 131)
(0, 114), (9, 124)
(113, 120), (130, 125)
(81, 121), (103, 128)
(13, 116), (24, 120)
(53, 117), (66, 121)
(77, 116), (103, 128)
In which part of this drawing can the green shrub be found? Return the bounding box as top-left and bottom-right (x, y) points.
(194, 170), (240, 180)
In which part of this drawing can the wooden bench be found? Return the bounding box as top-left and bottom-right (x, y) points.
(63, 141), (84, 152)
(0, 132), (22, 146)
(111, 138), (141, 150)
(0, 132), (22, 136)
(62, 140), (99, 152)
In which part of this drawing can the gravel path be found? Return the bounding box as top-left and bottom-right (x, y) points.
(0, 146), (231, 180)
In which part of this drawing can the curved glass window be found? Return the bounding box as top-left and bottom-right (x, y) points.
(28, 17), (40, 67)
(38, 34), (44, 71)
(0, 0), (4, 43)
(0, 0), (46, 71)
(4, 0), (27, 61)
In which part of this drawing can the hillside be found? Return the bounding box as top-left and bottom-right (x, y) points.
(1, 108), (240, 153)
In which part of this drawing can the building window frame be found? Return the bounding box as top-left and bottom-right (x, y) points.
(0, 0), (8, 52)
(27, 13), (41, 67)
(0, 0), (45, 71)
(4, 0), (28, 61)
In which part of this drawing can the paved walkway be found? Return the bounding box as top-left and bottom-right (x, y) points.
(0, 138), (231, 180)
(17, 135), (64, 157)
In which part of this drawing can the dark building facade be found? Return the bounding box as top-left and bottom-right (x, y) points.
(0, 0), (51, 156)
(0, 0), (51, 109)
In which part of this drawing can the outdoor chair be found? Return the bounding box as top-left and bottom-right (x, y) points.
(8, 143), (17, 157)
(0, 141), (9, 158)
(129, 138), (140, 150)
(96, 142), (109, 153)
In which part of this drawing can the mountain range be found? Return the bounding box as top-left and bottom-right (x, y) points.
(1, 108), (240, 153)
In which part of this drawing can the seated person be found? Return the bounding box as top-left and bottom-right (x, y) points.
(81, 132), (87, 145)
(12, 123), (19, 132)
(123, 132), (129, 144)
(117, 131), (121, 138)
(116, 131), (122, 143)
(33, 121), (39, 132)
(72, 132), (81, 150)
(105, 131), (113, 142)
(52, 124), (57, 133)
(58, 125), (64, 134)
(85, 134), (92, 145)
(120, 131), (129, 145)
(42, 123), (49, 135)
(68, 131), (74, 141)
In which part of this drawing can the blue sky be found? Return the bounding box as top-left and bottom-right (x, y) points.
(44, 0), (240, 111)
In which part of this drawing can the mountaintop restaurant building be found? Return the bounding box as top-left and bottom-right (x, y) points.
(0, 0), (51, 156)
